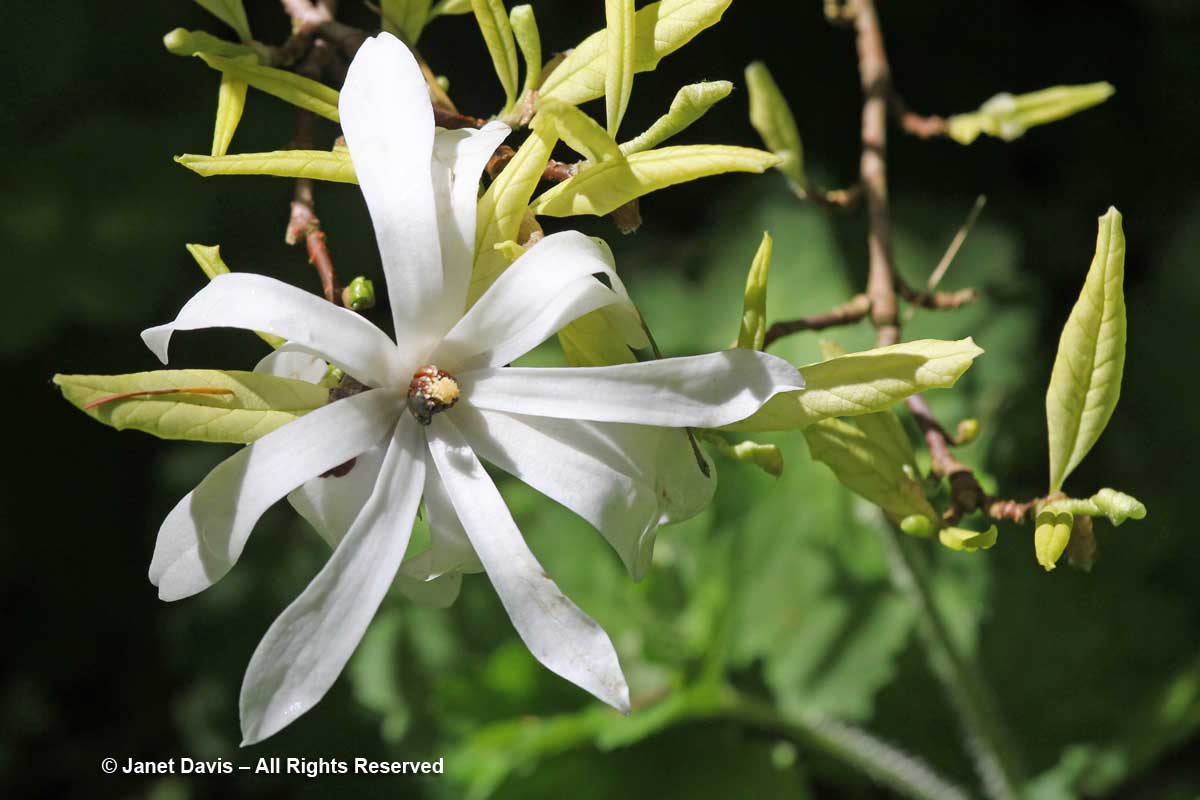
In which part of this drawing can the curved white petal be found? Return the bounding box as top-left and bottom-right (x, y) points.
(142, 273), (402, 387)
(395, 551), (464, 608)
(431, 231), (639, 371)
(426, 416), (630, 713)
(239, 415), (425, 745)
(461, 350), (805, 428)
(454, 406), (663, 579)
(149, 389), (399, 601)
(288, 441), (387, 549)
(432, 122), (511, 318)
(422, 455), (482, 575)
(340, 32), (446, 354)
(254, 348), (329, 384)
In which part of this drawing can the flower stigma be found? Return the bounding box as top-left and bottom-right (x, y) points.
(407, 365), (460, 425)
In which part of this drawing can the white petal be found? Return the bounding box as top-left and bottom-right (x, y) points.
(431, 231), (641, 371)
(422, 454), (482, 575)
(453, 406), (662, 579)
(149, 389), (399, 601)
(462, 350), (805, 428)
(340, 33), (446, 353)
(142, 273), (403, 387)
(432, 122), (511, 319)
(426, 416), (630, 713)
(394, 550), (464, 608)
(239, 415), (425, 745)
(288, 441), (387, 549)
(254, 348), (329, 384)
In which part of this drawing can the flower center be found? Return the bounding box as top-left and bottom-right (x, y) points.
(407, 365), (460, 425)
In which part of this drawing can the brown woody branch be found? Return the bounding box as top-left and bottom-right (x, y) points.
(763, 294), (871, 348)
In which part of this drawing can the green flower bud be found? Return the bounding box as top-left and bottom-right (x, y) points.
(900, 514), (935, 538)
(341, 277), (376, 311)
(955, 418), (981, 445)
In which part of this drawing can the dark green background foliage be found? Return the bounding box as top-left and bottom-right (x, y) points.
(2, 1), (1197, 798)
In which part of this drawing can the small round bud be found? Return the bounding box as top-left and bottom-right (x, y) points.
(341, 277), (376, 311)
(900, 514), (935, 538)
(955, 418), (981, 445)
(408, 365), (460, 425)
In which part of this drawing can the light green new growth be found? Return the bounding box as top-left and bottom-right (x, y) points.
(431, 0), (472, 16)
(1046, 207), (1126, 492)
(727, 338), (984, 433)
(745, 61), (805, 190)
(939, 526), (999, 553)
(1044, 488), (1147, 527)
(509, 5), (542, 97)
(737, 232), (773, 351)
(194, 0), (251, 42)
(212, 73), (248, 157)
(54, 370), (328, 444)
(948, 82), (1115, 145)
(804, 418), (938, 524)
(382, 0), (434, 43)
(164, 28), (258, 60)
(853, 408), (919, 478)
(471, 0), (520, 113)
(530, 145), (780, 218)
(185, 244), (286, 349)
(605, 0), (636, 137)
(539, 0), (732, 107)
(470, 117), (559, 301)
(701, 433), (784, 477)
(1034, 510), (1074, 571)
(198, 53), (340, 122)
(176, 150), (357, 184)
(620, 80), (733, 155)
(538, 98), (622, 163)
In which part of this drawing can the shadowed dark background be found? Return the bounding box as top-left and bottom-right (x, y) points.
(2, 1), (1198, 798)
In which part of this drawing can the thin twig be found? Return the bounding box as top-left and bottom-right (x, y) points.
(927, 195), (987, 293)
(763, 294), (871, 348)
(888, 92), (949, 139)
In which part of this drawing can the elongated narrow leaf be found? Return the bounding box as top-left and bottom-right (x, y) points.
(540, 0), (732, 107)
(164, 28), (257, 59)
(737, 232), (773, 350)
(471, 0), (520, 113)
(199, 54), (340, 121)
(531, 145), (779, 218)
(1044, 488), (1147, 527)
(1047, 208), (1127, 492)
(510, 5), (542, 96)
(745, 61), (804, 189)
(621, 80), (732, 155)
(431, 0), (473, 17)
(185, 244), (286, 349)
(470, 119), (559, 301)
(727, 338), (983, 433)
(804, 418), (937, 523)
(176, 150), (357, 183)
(195, 0), (251, 41)
(948, 82), (1115, 145)
(382, 0), (433, 42)
(212, 74), (248, 157)
(539, 98), (622, 163)
(55, 370), (328, 444)
(604, 0), (636, 136)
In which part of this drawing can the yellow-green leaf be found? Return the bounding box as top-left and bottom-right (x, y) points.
(212, 74), (248, 157)
(539, 0), (731, 107)
(604, 0), (636, 137)
(538, 98), (622, 163)
(1034, 510), (1074, 571)
(558, 309), (638, 367)
(471, 0), (520, 113)
(164, 28), (257, 59)
(948, 82), (1115, 145)
(621, 80), (733, 155)
(176, 150), (357, 183)
(737, 232), (773, 350)
(510, 4), (542, 96)
(1045, 488), (1147, 527)
(55, 370), (328, 444)
(382, 0), (434, 42)
(185, 244), (286, 349)
(470, 118), (559, 301)
(745, 61), (804, 189)
(194, 0), (251, 42)
(700, 431), (783, 477)
(854, 409), (918, 476)
(804, 418), (937, 523)
(198, 53), (340, 121)
(940, 526), (998, 553)
(727, 338), (984, 433)
(1047, 207), (1127, 492)
(530, 145), (779, 218)
(431, 0), (472, 16)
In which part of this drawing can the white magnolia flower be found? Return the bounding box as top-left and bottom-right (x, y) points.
(141, 33), (804, 744)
